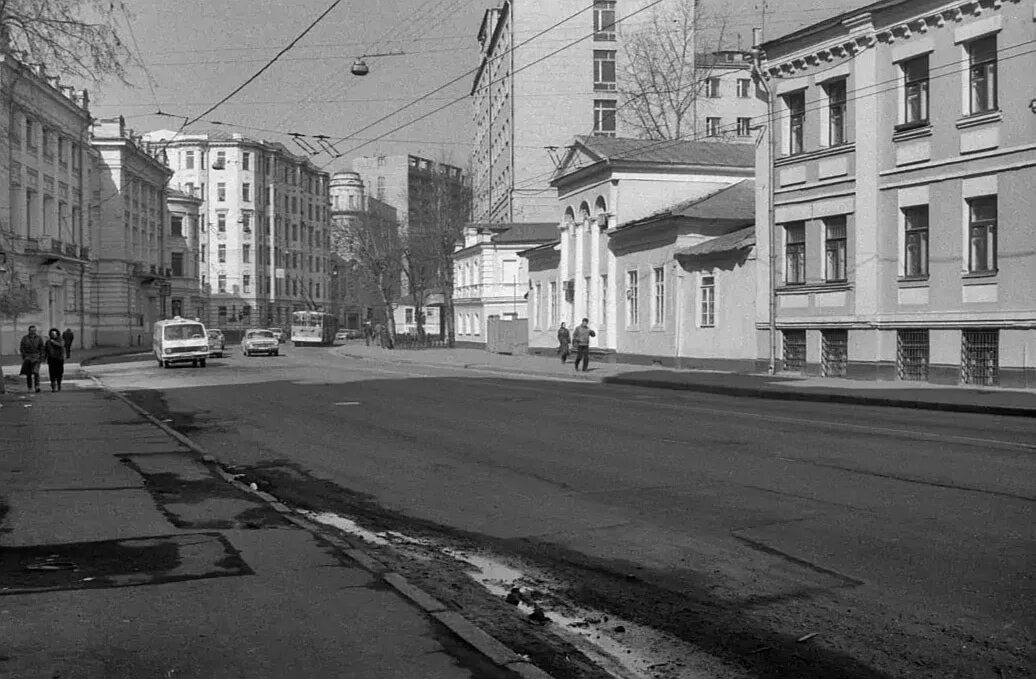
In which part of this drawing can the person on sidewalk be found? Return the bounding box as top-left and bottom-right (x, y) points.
(571, 318), (596, 372)
(557, 322), (571, 364)
(18, 325), (45, 393)
(45, 328), (66, 392)
(62, 328), (74, 359)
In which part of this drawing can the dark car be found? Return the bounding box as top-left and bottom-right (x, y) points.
(207, 329), (226, 358)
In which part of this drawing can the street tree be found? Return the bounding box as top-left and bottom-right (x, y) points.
(619, 0), (726, 141)
(0, 244), (40, 392)
(330, 214), (404, 347)
(0, 0), (134, 82)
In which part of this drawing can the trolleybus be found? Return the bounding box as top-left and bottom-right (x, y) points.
(290, 310), (339, 346)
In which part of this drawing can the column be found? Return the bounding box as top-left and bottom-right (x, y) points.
(574, 220), (585, 323)
(589, 218), (601, 346)
(557, 221), (569, 327)
(606, 214), (618, 350)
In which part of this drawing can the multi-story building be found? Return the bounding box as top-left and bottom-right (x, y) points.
(754, 0), (1036, 387)
(91, 117), (173, 347)
(143, 130), (332, 333)
(328, 170), (398, 329)
(470, 0), (696, 224)
(351, 153), (468, 236)
(695, 50), (768, 140)
(452, 221), (556, 346)
(0, 57), (96, 352)
(166, 189), (207, 322)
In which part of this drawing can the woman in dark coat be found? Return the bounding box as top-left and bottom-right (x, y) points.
(556, 322), (571, 364)
(44, 327), (66, 392)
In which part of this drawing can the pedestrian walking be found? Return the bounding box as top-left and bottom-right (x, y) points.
(556, 322), (571, 364)
(45, 328), (66, 392)
(62, 328), (74, 359)
(571, 318), (596, 372)
(18, 325), (45, 393)
(363, 321), (373, 347)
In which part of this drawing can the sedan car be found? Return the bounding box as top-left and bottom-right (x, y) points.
(207, 329), (226, 358)
(241, 329), (280, 357)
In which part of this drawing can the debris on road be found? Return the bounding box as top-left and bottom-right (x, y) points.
(796, 632), (819, 643)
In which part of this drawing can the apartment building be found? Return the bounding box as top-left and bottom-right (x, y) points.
(754, 0), (1036, 387)
(696, 50), (768, 140)
(91, 117), (173, 347)
(166, 189), (207, 322)
(328, 170), (398, 329)
(143, 130), (332, 333)
(351, 153), (468, 235)
(471, 0), (690, 223)
(0, 57), (96, 351)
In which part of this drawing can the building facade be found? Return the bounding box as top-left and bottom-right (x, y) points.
(166, 189), (207, 322)
(91, 117), (173, 347)
(471, 0), (692, 224)
(695, 50), (769, 141)
(452, 221), (556, 345)
(754, 0), (1036, 387)
(143, 130), (332, 334)
(351, 153), (467, 237)
(0, 57), (96, 352)
(328, 170), (398, 329)
(524, 136), (754, 355)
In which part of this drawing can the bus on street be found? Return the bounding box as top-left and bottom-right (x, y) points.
(290, 310), (338, 346)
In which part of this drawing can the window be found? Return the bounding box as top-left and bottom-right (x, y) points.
(593, 0), (616, 40)
(903, 205), (929, 278)
(652, 267), (665, 325)
(201, 244), (206, 262)
(961, 329), (999, 386)
(242, 211), (251, 231)
(824, 216), (847, 282)
(215, 150), (226, 168)
(782, 330), (806, 373)
(784, 222), (806, 284)
(785, 91), (805, 155)
(968, 196), (997, 273)
(737, 117), (752, 136)
(71, 142), (79, 170)
(901, 55), (929, 126)
(821, 329), (848, 377)
(700, 276), (715, 327)
(593, 50), (617, 91)
(968, 35), (997, 114)
(705, 117), (721, 136)
(825, 79), (847, 146)
(185, 150), (195, 169)
(170, 252), (184, 277)
(593, 100), (617, 136)
(218, 305), (227, 320)
(549, 281), (558, 326)
(626, 270), (639, 326)
(405, 308), (414, 324)
(534, 283), (542, 329)
(217, 183), (226, 202)
(25, 118), (35, 148)
(242, 244), (251, 263)
(706, 78), (721, 98)
(171, 215), (183, 237)
(242, 152), (251, 171)
(57, 137), (66, 165)
(243, 275), (251, 293)
(736, 78), (752, 98)
(897, 329), (929, 382)
(242, 183), (251, 202)
(218, 244), (226, 263)
(218, 275), (227, 294)
(217, 212), (226, 232)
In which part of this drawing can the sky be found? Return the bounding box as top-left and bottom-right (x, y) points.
(87, 0), (864, 174)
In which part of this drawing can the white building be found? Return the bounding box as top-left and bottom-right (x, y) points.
(452, 222), (556, 345)
(143, 130), (332, 333)
(0, 57), (96, 351)
(166, 189), (207, 322)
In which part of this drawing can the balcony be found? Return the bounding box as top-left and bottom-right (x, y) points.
(14, 235), (90, 263)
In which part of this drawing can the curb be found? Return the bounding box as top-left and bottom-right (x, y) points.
(84, 370), (559, 679)
(603, 375), (1036, 419)
(334, 349), (598, 383)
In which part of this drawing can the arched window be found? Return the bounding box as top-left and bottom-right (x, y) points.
(595, 196), (607, 217)
(563, 206), (575, 225)
(579, 202), (591, 222)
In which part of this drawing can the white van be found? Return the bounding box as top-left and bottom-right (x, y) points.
(153, 317), (210, 368)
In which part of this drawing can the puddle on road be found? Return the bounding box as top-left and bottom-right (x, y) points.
(303, 509), (737, 679)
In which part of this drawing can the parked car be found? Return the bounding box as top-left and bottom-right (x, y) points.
(241, 329), (280, 357)
(269, 327), (286, 343)
(207, 329), (226, 357)
(334, 328), (362, 342)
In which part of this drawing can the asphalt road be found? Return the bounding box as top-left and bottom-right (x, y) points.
(88, 345), (1036, 679)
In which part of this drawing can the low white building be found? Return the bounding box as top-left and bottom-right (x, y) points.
(452, 222), (556, 345)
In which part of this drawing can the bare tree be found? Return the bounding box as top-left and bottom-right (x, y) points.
(330, 213), (404, 347)
(619, 0), (726, 141)
(0, 245), (40, 392)
(0, 0), (133, 82)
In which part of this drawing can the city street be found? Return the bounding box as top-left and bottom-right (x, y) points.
(87, 345), (1036, 679)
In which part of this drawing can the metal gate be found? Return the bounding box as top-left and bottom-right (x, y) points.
(961, 328), (999, 386)
(486, 317), (528, 355)
(821, 329), (848, 377)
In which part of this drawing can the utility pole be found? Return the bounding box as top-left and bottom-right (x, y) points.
(750, 26), (778, 375)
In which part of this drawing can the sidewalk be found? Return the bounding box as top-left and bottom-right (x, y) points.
(1, 345), (148, 371)
(333, 343), (1036, 418)
(0, 376), (538, 678)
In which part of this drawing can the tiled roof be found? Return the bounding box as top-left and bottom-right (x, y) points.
(574, 136), (754, 168)
(615, 180), (755, 231)
(492, 222), (557, 244)
(677, 226), (756, 257)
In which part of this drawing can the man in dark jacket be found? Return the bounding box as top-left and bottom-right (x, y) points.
(19, 325), (45, 393)
(571, 318), (596, 372)
(62, 328), (74, 358)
